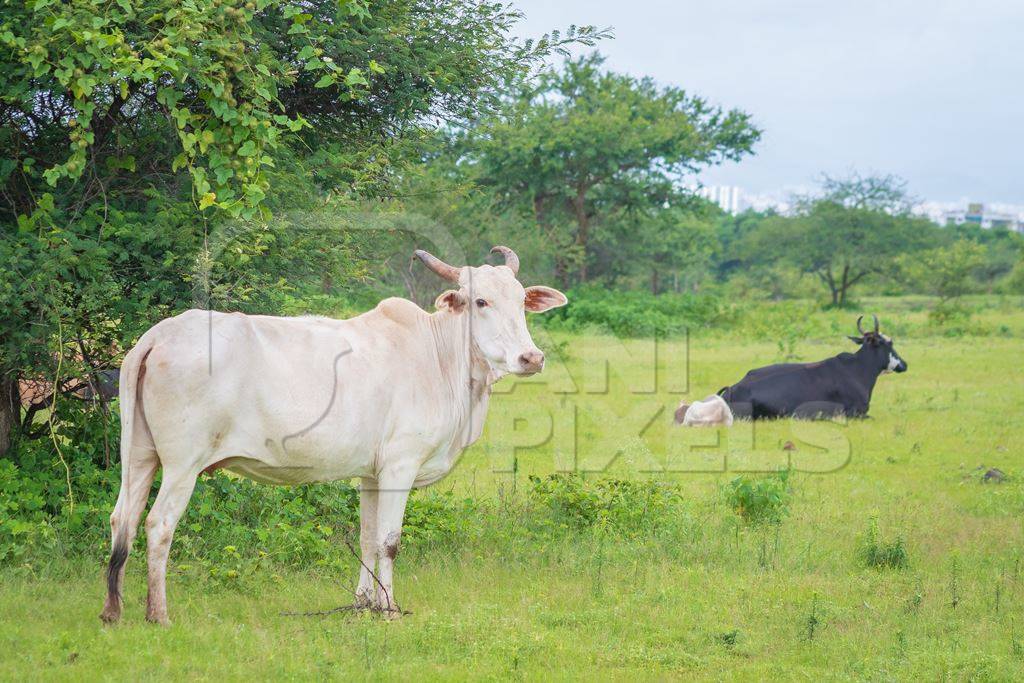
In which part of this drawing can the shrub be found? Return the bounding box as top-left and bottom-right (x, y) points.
(401, 490), (479, 549)
(526, 474), (682, 536)
(858, 517), (908, 569)
(0, 440), (482, 572)
(724, 470), (791, 526)
(542, 286), (727, 337)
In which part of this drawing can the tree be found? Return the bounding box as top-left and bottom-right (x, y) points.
(608, 206), (718, 294)
(457, 54), (760, 287)
(744, 174), (937, 306)
(715, 208), (775, 277)
(899, 239), (986, 322)
(0, 0), (602, 456)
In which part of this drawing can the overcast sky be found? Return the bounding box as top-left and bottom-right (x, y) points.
(511, 0), (1024, 204)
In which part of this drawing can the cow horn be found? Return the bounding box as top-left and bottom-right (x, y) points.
(413, 249), (461, 282)
(856, 316), (865, 335)
(490, 245), (520, 275)
(872, 314), (879, 333)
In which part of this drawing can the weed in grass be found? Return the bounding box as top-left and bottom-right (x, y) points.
(858, 517), (908, 569)
(716, 629), (741, 648)
(905, 576), (925, 614)
(725, 469), (791, 526)
(592, 529), (606, 597)
(894, 629), (908, 659)
(804, 593), (821, 641)
(950, 556), (961, 609)
(756, 525), (783, 569)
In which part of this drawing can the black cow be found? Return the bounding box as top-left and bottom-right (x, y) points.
(718, 315), (907, 419)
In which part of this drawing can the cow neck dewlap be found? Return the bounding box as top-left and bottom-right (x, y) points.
(427, 309), (498, 393)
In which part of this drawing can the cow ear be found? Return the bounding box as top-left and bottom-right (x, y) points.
(848, 335), (863, 344)
(524, 286), (568, 313)
(435, 290), (467, 313)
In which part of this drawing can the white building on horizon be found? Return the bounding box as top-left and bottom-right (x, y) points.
(698, 184), (1024, 232)
(697, 185), (741, 214)
(917, 200), (1024, 232)
(695, 185), (795, 215)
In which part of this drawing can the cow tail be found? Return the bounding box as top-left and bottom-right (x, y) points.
(106, 341), (153, 601)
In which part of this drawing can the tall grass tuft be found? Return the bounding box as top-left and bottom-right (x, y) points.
(858, 517), (909, 569)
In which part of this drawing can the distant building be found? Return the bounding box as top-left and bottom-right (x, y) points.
(697, 187), (1024, 231)
(941, 203), (1024, 232)
(698, 185), (741, 214)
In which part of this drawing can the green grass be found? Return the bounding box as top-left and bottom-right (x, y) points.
(3, 299), (1024, 680)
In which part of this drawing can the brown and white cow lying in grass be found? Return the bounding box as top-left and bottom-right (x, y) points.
(674, 394), (734, 427)
(100, 247), (566, 624)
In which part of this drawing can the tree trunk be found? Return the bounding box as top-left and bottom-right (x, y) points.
(572, 186), (589, 283)
(838, 264), (850, 307)
(553, 255), (569, 291)
(651, 269), (659, 295)
(819, 269), (839, 306)
(0, 377), (18, 457)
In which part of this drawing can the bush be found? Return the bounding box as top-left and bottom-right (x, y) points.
(858, 517), (908, 569)
(526, 474), (682, 536)
(724, 470), (791, 526)
(542, 286), (728, 337)
(0, 440), (481, 573)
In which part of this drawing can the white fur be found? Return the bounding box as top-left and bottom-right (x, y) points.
(681, 394), (734, 427)
(886, 352), (902, 372)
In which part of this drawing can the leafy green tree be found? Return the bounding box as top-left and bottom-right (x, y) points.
(715, 208), (775, 277)
(946, 224), (1024, 290)
(744, 174), (937, 306)
(606, 206), (719, 294)
(457, 54), (760, 286)
(899, 239), (986, 322)
(1004, 258), (1024, 294)
(0, 0), (602, 456)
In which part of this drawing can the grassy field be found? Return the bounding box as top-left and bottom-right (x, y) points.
(2, 301), (1024, 680)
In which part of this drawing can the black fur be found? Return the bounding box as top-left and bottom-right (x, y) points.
(718, 321), (907, 420)
(106, 539), (129, 601)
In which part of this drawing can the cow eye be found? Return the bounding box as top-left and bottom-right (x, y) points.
(475, 298), (488, 308)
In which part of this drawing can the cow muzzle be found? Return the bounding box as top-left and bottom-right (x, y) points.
(887, 352), (907, 374)
(516, 349), (545, 375)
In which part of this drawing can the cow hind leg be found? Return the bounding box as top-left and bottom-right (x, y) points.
(144, 465), (198, 626)
(354, 477), (379, 609)
(100, 448), (159, 623)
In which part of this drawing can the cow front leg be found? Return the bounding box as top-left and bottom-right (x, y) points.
(354, 477), (379, 609)
(373, 464), (417, 618)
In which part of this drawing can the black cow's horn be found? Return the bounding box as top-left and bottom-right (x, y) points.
(490, 246), (519, 275)
(856, 315), (865, 335)
(413, 249), (461, 282)
(872, 314), (879, 333)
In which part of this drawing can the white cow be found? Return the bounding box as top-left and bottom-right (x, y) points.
(673, 394), (734, 427)
(100, 247), (567, 625)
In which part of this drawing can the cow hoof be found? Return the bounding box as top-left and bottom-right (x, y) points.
(382, 607), (403, 621)
(146, 614), (172, 627)
(99, 609), (121, 625)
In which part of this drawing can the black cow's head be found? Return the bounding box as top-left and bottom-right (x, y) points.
(848, 315), (907, 374)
